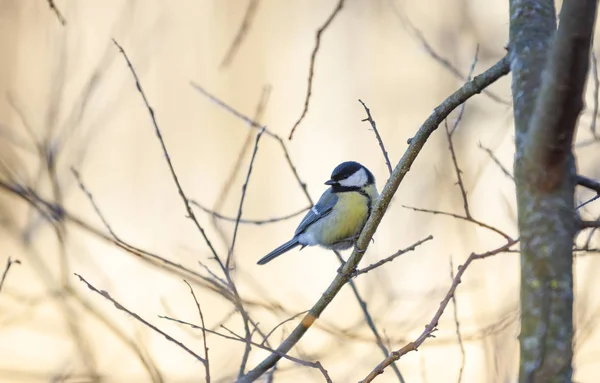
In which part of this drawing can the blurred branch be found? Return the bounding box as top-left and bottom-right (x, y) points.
(360, 239), (518, 383)
(0, 257), (20, 294)
(210, 85), (271, 247)
(288, 0), (346, 140)
(389, 0), (508, 105)
(75, 274), (206, 362)
(190, 82), (314, 204)
(46, 0), (67, 25)
(191, 200), (309, 225)
(353, 235), (433, 276)
(359, 99), (392, 176)
(239, 53), (511, 382)
(590, 51), (599, 138)
(220, 0), (260, 68)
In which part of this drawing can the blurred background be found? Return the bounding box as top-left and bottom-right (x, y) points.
(0, 0), (599, 382)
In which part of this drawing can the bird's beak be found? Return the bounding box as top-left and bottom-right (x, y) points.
(324, 179), (336, 186)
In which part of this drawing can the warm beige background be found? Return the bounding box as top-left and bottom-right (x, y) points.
(0, 1), (599, 382)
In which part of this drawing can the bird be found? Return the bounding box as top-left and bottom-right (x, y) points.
(257, 161), (379, 265)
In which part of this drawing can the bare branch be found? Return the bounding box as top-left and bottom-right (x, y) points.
(333, 251), (405, 383)
(261, 311), (308, 347)
(159, 315), (332, 382)
(354, 235), (433, 276)
(449, 45), (479, 136)
(112, 40), (222, 268)
(227, 128), (266, 269)
(359, 99), (392, 176)
(478, 143), (514, 181)
(71, 167), (120, 239)
(360, 239), (518, 383)
(0, 257), (21, 294)
(449, 257), (466, 383)
(227, 128), (266, 376)
(402, 205), (513, 241)
(445, 121), (471, 219)
(183, 281), (210, 383)
(238, 54), (511, 382)
(288, 0), (346, 140)
(75, 273), (206, 362)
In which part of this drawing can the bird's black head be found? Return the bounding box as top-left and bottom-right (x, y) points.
(324, 161), (375, 191)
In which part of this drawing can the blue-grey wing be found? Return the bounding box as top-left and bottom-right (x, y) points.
(294, 189), (338, 236)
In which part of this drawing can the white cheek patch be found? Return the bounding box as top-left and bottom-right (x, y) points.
(338, 168), (368, 187)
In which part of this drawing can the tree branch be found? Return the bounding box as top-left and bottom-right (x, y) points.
(237, 54), (510, 382)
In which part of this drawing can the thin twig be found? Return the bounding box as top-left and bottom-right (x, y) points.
(239, 54), (511, 383)
(449, 257), (466, 383)
(220, 0), (260, 68)
(160, 316), (332, 382)
(183, 280), (210, 383)
(71, 167), (120, 239)
(402, 205), (513, 241)
(227, 128), (266, 377)
(115, 42), (260, 371)
(445, 121), (471, 219)
(288, 0), (346, 139)
(360, 240), (518, 383)
(113, 39), (222, 268)
(47, 0), (67, 25)
(191, 200), (309, 225)
(577, 194), (600, 210)
(261, 311), (309, 347)
(478, 143), (514, 181)
(389, 1), (508, 105)
(189, 82), (314, 205)
(334, 252), (406, 383)
(210, 85), (271, 248)
(449, 45), (479, 136)
(359, 99), (392, 175)
(75, 273), (206, 362)
(354, 235), (433, 276)
(0, 257), (21, 294)
(227, 128), (266, 269)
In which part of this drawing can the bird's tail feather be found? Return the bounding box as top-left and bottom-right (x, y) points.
(257, 238), (300, 265)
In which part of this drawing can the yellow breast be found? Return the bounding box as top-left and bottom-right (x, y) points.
(320, 191), (370, 245)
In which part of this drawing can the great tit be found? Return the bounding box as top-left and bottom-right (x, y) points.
(257, 161), (379, 265)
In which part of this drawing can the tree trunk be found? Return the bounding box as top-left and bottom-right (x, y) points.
(509, 0), (598, 382)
